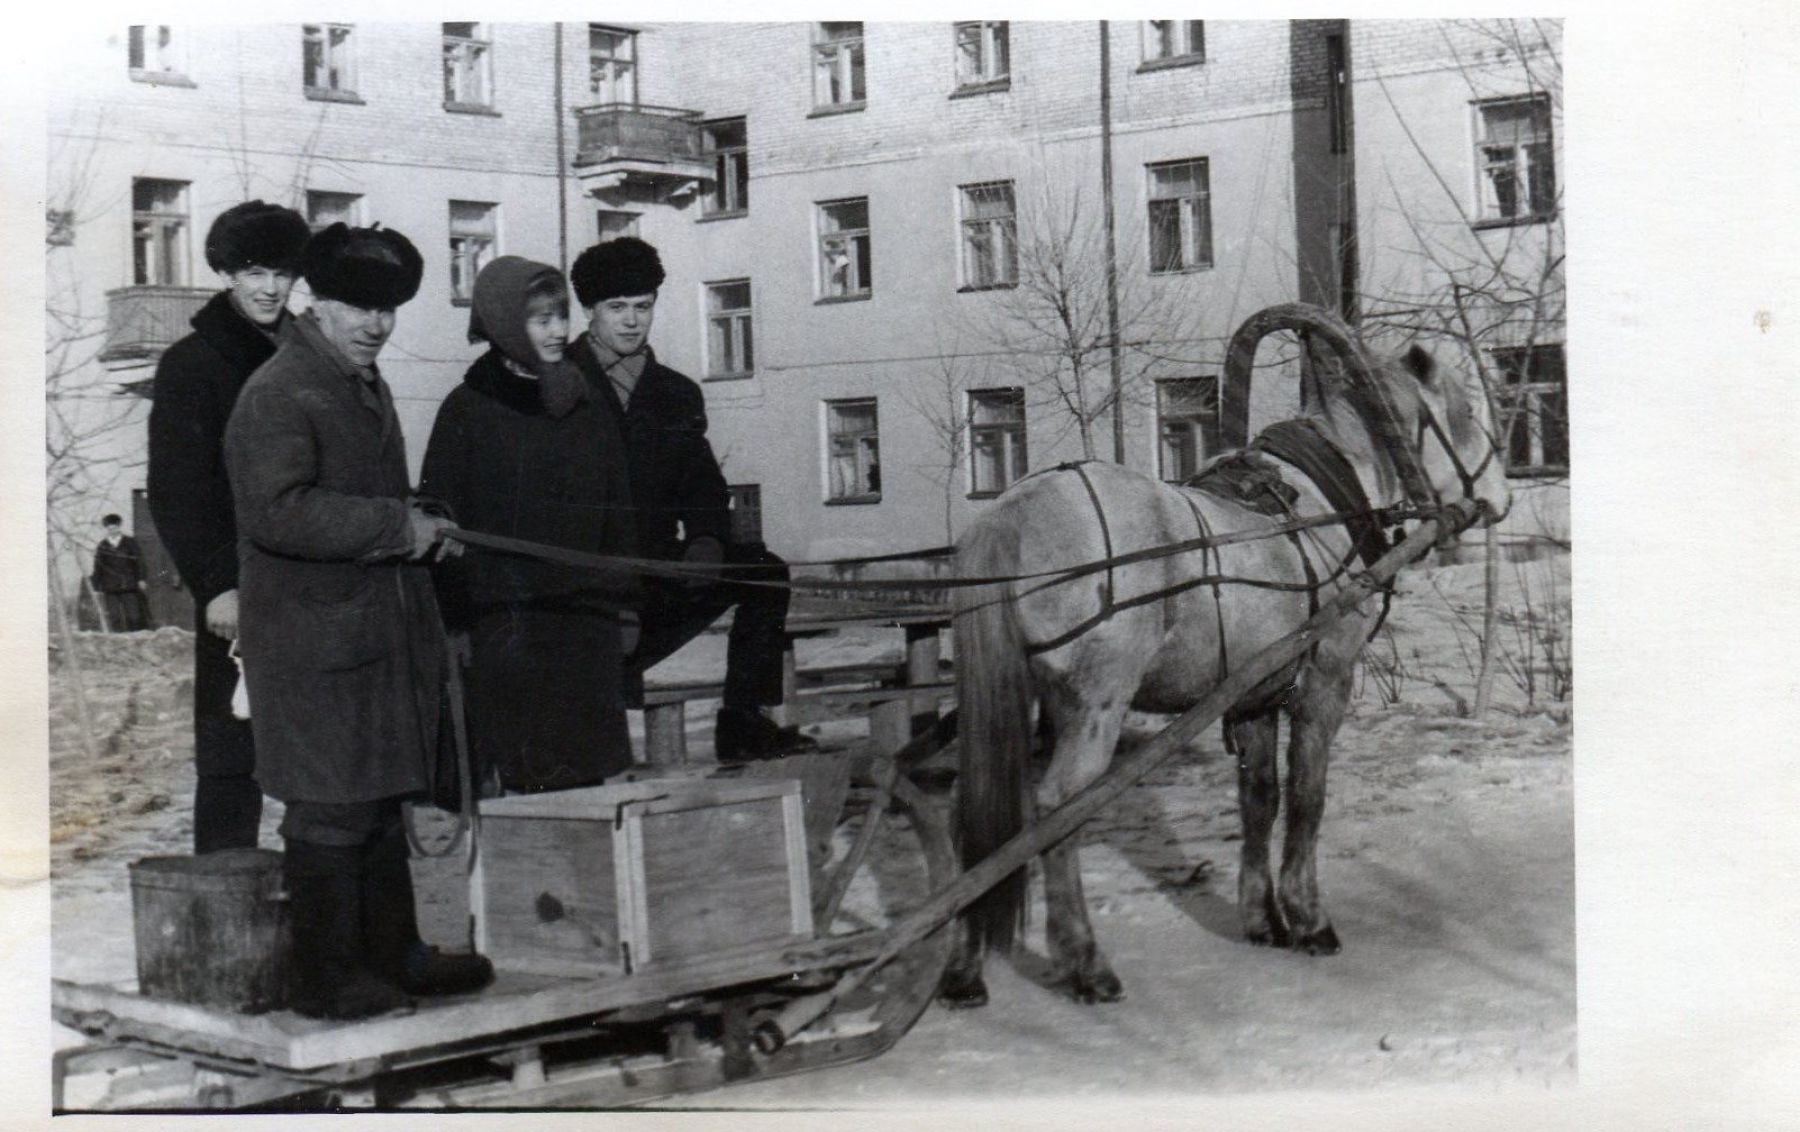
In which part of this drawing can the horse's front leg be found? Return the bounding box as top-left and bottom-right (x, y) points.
(1226, 710), (1288, 947)
(1038, 693), (1128, 1004)
(1279, 663), (1355, 956)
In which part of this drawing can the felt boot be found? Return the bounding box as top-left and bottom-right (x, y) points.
(362, 819), (495, 998)
(283, 840), (413, 1020)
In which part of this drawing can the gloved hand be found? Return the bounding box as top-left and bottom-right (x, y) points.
(682, 537), (724, 589)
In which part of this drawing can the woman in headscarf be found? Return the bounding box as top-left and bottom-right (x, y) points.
(421, 256), (639, 793)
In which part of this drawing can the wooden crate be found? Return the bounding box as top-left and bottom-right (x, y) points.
(474, 778), (812, 977)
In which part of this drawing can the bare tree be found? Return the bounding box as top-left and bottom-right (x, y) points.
(1358, 18), (1567, 715)
(962, 175), (1209, 463)
(899, 340), (975, 546)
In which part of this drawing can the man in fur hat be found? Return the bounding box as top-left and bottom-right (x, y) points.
(225, 223), (493, 1019)
(148, 199), (309, 852)
(568, 236), (817, 762)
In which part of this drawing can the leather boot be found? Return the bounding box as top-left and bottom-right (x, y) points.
(283, 839), (413, 1020)
(361, 819), (495, 998)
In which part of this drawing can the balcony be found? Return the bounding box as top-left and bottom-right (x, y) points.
(572, 103), (713, 197)
(98, 284), (214, 367)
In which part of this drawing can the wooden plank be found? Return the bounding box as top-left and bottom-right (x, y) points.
(479, 812), (623, 976)
(634, 798), (806, 965)
(477, 777), (793, 821)
(643, 701), (687, 766)
(53, 925), (888, 1075)
(904, 622), (943, 686)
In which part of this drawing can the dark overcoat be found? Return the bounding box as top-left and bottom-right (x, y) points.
(146, 290), (278, 777)
(91, 536), (144, 593)
(567, 337), (731, 562)
(420, 350), (639, 790)
(223, 313), (444, 805)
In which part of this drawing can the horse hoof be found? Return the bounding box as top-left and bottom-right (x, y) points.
(1292, 925), (1342, 956)
(938, 973), (989, 1010)
(1071, 971), (1125, 1005)
(1246, 922), (1292, 949)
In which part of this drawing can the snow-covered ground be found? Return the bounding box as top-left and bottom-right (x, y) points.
(49, 552), (1573, 1104)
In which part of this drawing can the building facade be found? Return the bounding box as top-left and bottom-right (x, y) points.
(45, 19), (1565, 578)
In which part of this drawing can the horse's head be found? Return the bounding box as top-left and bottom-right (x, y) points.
(1386, 344), (1513, 528)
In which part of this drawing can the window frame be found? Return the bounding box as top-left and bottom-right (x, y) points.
(447, 199), (499, 307)
(1139, 20), (1205, 71)
(704, 278), (755, 380)
(1146, 157), (1214, 275)
(967, 387), (1028, 497)
(957, 180), (1019, 292)
(304, 189), (364, 233)
(824, 398), (882, 504)
(952, 21), (1010, 94)
(302, 23), (361, 103)
(128, 25), (193, 87)
(1489, 343), (1568, 478)
(131, 178), (191, 287)
(1156, 376), (1222, 483)
(816, 197), (873, 303)
(727, 484), (764, 545)
(587, 25), (639, 105)
(442, 22), (496, 114)
(1472, 94), (1557, 228)
(702, 117), (749, 218)
(811, 22), (867, 114)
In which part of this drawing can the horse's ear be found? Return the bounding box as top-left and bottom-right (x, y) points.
(1401, 343), (1437, 386)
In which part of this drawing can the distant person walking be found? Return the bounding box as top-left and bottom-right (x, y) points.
(90, 514), (149, 632)
(147, 199), (309, 853)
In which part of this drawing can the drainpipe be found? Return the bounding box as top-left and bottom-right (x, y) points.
(1100, 21), (1125, 464)
(555, 22), (570, 272)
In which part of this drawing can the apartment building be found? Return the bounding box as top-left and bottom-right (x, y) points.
(46, 19), (1564, 594)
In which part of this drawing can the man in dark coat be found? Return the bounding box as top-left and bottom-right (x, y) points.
(225, 223), (492, 1019)
(567, 237), (816, 762)
(421, 256), (640, 792)
(147, 199), (309, 852)
(90, 514), (149, 631)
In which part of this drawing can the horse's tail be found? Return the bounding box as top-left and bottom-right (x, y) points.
(954, 508), (1035, 956)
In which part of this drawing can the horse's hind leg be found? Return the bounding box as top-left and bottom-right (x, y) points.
(1226, 710), (1288, 947)
(1279, 666), (1355, 955)
(1038, 690), (1127, 1003)
(939, 919), (989, 1009)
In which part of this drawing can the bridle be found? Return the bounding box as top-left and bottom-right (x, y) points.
(1411, 387), (1498, 524)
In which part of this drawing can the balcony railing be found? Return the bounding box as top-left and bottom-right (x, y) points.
(99, 284), (214, 365)
(572, 103), (713, 193)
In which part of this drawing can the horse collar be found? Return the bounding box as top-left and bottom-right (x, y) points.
(1251, 420), (1392, 570)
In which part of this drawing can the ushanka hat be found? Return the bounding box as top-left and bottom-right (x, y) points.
(204, 200), (310, 274)
(303, 222), (424, 309)
(570, 236), (666, 307)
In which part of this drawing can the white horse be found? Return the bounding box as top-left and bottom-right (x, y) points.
(941, 311), (1512, 1006)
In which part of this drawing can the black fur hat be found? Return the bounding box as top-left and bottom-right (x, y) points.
(570, 236), (666, 308)
(204, 200), (310, 273)
(302, 223), (424, 309)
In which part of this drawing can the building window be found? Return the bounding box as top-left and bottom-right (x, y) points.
(812, 22), (866, 110)
(1142, 21), (1205, 65)
(128, 25), (189, 84)
(1157, 377), (1220, 482)
(954, 21), (1009, 90)
(131, 179), (190, 286)
(596, 210), (639, 242)
(826, 399), (881, 502)
(1491, 344), (1567, 476)
(1147, 158), (1212, 273)
(958, 181), (1017, 291)
(703, 118), (749, 217)
(817, 198), (872, 300)
(1475, 95), (1556, 225)
(728, 484), (764, 545)
(1326, 33), (1349, 155)
(442, 22), (493, 110)
(448, 200), (498, 305)
(305, 190), (363, 232)
(969, 388), (1027, 495)
(588, 25), (637, 104)
(302, 24), (357, 99)
(705, 280), (754, 379)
